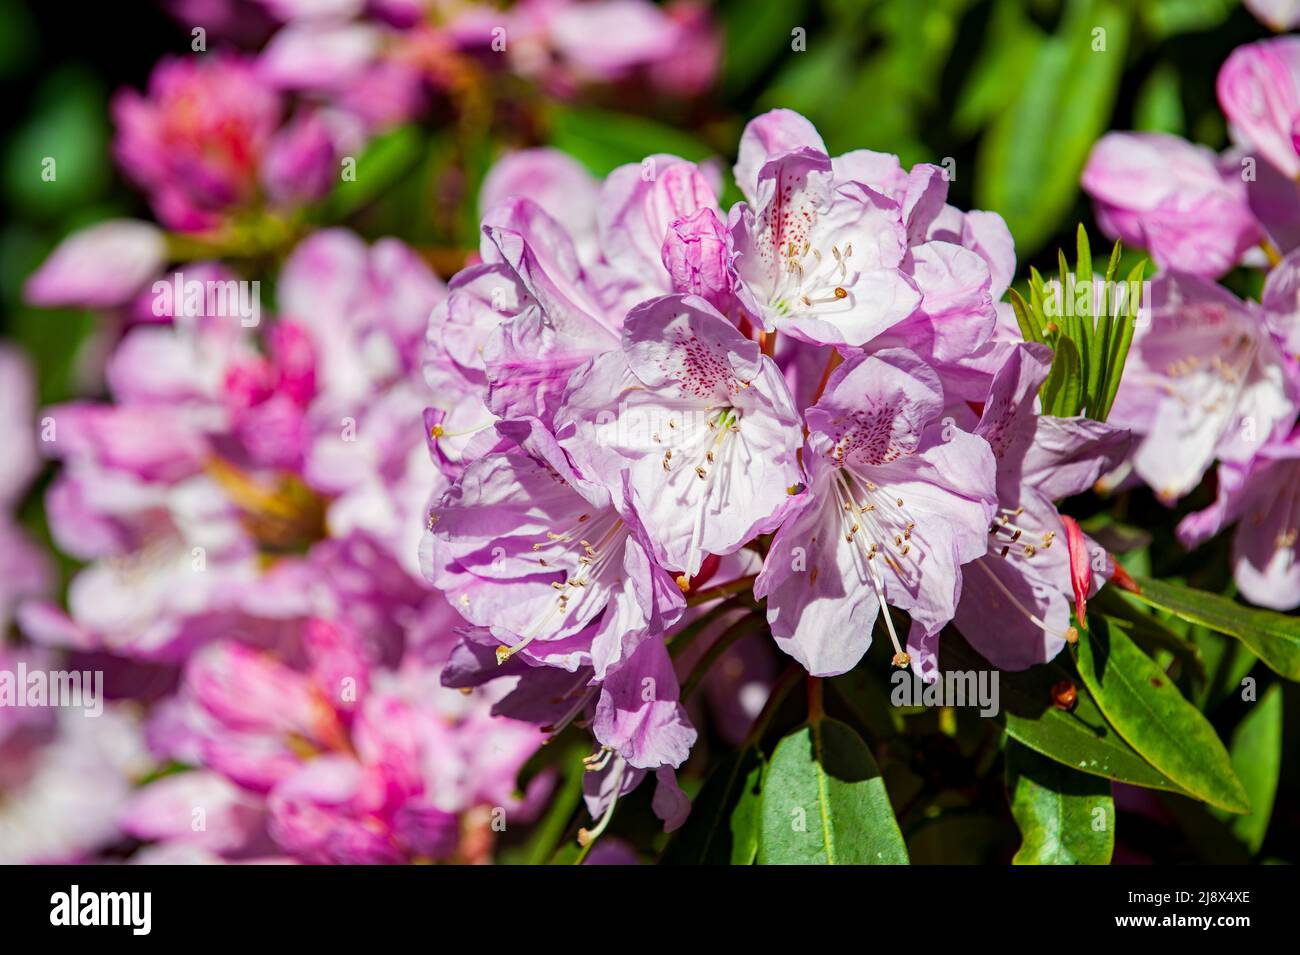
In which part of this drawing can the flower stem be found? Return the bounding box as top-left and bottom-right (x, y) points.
(684, 574), (757, 607)
(806, 675), (824, 723)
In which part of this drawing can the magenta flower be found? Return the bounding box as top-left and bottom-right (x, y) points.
(113, 54), (282, 231)
(1082, 132), (1263, 278)
(755, 350), (998, 679)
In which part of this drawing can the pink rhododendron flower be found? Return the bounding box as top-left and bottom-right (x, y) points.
(1218, 36), (1300, 181)
(1246, 0), (1300, 30)
(730, 111), (921, 347)
(1179, 426), (1300, 610)
(1106, 273), (1296, 502)
(556, 295), (803, 582)
(953, 344), (1128, 670)
(24, 220), (167, 310)
(755, 350), (998, 679)
(1082, 132), (1263, 278)
(113, 54), (283, 231)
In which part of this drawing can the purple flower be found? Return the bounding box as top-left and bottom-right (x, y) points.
(1179, 426), (1300, 610)
(1107, 273), (1296, 502)
(755, 349), (998, 679)
(954, 344), (1130, 670)
(556, 295), (803, 582)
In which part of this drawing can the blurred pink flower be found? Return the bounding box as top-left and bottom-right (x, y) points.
(113, 54), (282, 231)
(1218, 36), (1300, 181)
(24, 220), (167, 310)
(1082, 131), (1263, 278)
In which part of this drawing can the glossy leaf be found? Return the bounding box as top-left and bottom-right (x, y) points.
(1123, 575), (1300, 680)
(941, 627), (1188, 794)
(1075, 618), (1250, 813)
(758, 718), (908, 864)
(1006, 741), (1114, 865)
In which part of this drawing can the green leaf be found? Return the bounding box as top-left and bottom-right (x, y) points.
(1006, 741), (1114, 864)
(952, 0), (1043, 136)
(757, 718), (908, 864)
(1009, 288), (1042, 344)
(1041, 334), (1083, 416)
(662, 747), (764, 865)
(1094, 590), (1207, 685)
(1140, 0), (1237, 39)
(976, 0), (1130, 256)
(830, 665), (903, 741)
(1218, 684), (1283, 854)
(503, 740), (588, 866)
(324, 124), (424, 219)
(1135, 62), (1186, 135)
(1104, 240), (1122, 286)
(1123, 575), (1300, 680)
(941, 628), (1189, 794)
(4, 64), (110, 218)
(1095, 259), (1144, 421)
(1074, 618), (1250, 813)
(720, 0), (811, 96)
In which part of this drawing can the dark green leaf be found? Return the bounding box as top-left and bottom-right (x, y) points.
(942, 628), (1188, 793)
(662, 747), (764, 865)
(1006, 740), (1114, 864)
(1075, 618), (1250, 813)
(720, 0), (810, 96)
(758, 718), (908, 864)
(1124, 575), (1300, 680)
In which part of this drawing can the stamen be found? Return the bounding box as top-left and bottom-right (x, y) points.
(578, 757), (627, 848)
(974, 559), (1076, 645)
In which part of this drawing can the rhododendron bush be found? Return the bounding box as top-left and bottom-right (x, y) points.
(3, 0), (1299, 869)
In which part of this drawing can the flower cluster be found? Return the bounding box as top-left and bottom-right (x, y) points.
(421, 109), (1131, 835)
(1082, 34), (1300, 611)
